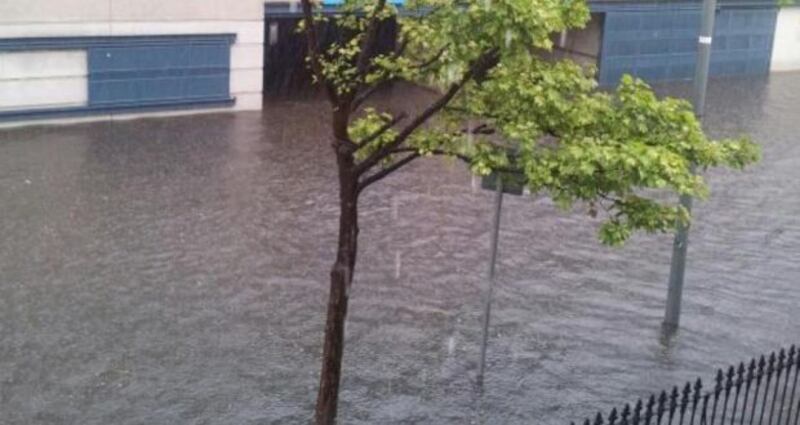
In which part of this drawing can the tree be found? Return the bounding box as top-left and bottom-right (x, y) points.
(298, 0), (759, 423)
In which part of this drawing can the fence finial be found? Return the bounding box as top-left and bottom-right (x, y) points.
(680, 382), (691, 416)
(594, 411), (604, 425)
(645, 394), (656, 423)
(657, 391), (668, 421)
(608, 407), (618, 425)
(768, 352), (777, 374)
(736, 362), (745, 387)
(795, 346), (800, 368)
(778, 349), (787, 372)
(620, 404), (631, 425)
(667, 386), (679, 423)
(758, 356), (767, 379)
(726, 366), (735, 390)
(632, 399), (643, 425)
(748, 358), (757, 380)
(692, 378), (703, 410)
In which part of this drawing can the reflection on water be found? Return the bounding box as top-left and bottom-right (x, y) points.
(1, 73), (799, 424)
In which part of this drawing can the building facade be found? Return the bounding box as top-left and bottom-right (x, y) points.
(0, 1), (797, 127)
(0, 0), (266, 127)
(558, 1), (796, 85)
(594, 1), (778, 85)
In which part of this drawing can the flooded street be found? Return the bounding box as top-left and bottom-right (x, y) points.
(1, 73), (800, 425)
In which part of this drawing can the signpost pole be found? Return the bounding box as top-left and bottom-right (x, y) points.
(478, 177), (503, 385)
(664, 0), (717, 331)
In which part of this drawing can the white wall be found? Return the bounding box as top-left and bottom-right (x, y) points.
(0, 50), (88, 111)
(0, 0), (267, 126)
(772, 7), (800, 72)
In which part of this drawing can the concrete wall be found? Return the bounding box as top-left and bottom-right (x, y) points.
(553, 13), (604, 69)
(772, 7), (800, 72)
(0, 0), (266, 126)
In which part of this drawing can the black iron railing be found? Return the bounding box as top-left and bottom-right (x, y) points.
(573, 346), (800, 425)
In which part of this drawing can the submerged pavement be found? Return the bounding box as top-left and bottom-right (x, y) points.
(1, 73), (800, 424)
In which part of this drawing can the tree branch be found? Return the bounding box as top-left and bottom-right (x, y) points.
(395, 35), (410, 57)
(350, 26), (409, 113)
(413, 45), (448, 70)
(355, 48), (500, 176)
(389, 147), (472, 164)
(394, 146), (523, 174)
(462, 123), (495, 135)
(358, 152), (420, 193)
(355, 0), (388, 78)
(300, 0), (338, 103)
(359, 145), (527, 193)
(351, 78), (398, 112)
(354, 112), (408, 152)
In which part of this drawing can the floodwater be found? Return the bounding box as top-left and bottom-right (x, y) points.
(1, 73), (799, 425)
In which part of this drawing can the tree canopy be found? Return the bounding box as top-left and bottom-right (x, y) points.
(305, 0), (759, 245)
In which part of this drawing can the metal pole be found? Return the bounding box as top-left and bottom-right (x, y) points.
(478, 177), (503, 385)
(664, 0), (717, 331)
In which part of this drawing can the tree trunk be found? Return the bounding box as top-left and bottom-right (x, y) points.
(315, 137), (359, 425)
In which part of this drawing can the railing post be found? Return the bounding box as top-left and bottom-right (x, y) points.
(610, 408), (619, 425)
(731, 362), (746, 425)
(646, 394), (657, 425)
(679, 382), (692, 425)
(746, 359), (758, 425)
(711, 370), (724, 425)
(720, 367), (735, 425)
(692, 379), (703, 425)
(784, 347), (799, 425)
(669, 386), (680, 424)
(778, 348), (794, 425)
(634, 400), (644, 425)
(760, 354), (777, 425)
(794, 349), (800, 425)
(770, 350), (787, 425)
(659, 391), (669, 424)
(621, 404), (632, 425)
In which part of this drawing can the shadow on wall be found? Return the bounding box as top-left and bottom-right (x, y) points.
(262, 15), (398, 99)
(547, 12), (605, 71)
(260, 10), (602, 98)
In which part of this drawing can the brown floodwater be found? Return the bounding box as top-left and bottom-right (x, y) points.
(1, 74), (799, 424)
